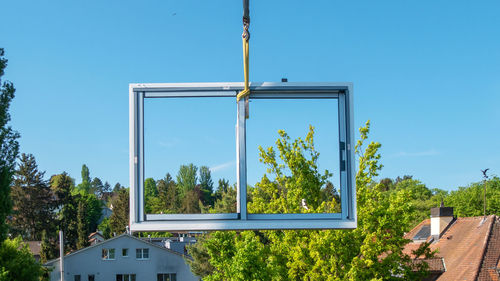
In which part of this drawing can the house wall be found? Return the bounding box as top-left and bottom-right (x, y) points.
(46, 236), (199, 281)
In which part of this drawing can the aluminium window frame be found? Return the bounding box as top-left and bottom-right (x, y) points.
(129, 82), (356, 232)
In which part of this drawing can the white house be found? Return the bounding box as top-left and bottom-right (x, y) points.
(45, 234), (200, 281)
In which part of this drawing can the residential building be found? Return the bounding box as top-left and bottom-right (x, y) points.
(45, 234), (199, 281)
(88, 231), (105, 245)
(26, 241), (41, 262)
(143, 236), (196, 256)
(403, 205), (500, 280)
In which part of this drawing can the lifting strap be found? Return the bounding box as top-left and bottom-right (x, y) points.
(236, 0), (250, 118)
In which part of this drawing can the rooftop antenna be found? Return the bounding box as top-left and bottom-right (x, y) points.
(481, 168), (489, 219)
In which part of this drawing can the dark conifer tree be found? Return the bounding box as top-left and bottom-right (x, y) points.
(50, 173), (78, 252)
(109, 188), (129, 235)
(10, 153), (55, 240)
(76, 201), (89, 249)
(0, 48), (20, 243)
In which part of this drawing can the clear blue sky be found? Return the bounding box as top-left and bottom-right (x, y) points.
(1, 0), (499, 191)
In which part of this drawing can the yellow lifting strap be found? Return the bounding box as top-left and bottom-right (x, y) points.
(237, 3), (250, 118)
(236, 37), (250, 103)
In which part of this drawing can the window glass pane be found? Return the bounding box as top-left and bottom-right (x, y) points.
(109, 248), (115, 259)
(116, 275), (122, 281)
(102, 249), (107, 259)
(157, 274), (162, 281)
(246, 99), (341, 214)
(143, 248), (149, 259)
(88, 275), (95, 281)
(136, 249), (141, 259)
(144, 97), (237, 214)
(74, 275), (81, 281)
(122, 248), (128, 257)
(170, 273), (176, 281)
(131, 274), (136, 281)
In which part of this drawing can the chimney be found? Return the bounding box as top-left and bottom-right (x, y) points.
(430, 202), (454, 240)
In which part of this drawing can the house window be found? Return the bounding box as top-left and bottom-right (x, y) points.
(122, 248), (129, 257)
(74, 275), (81, 281)
(136, 248), (149, 259)
(157, 273), (177, 281)
(88, 275), (95, 281)
(116, 274), (136, 281)
(102, 248), (115, 260)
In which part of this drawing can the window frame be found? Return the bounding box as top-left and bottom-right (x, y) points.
(116, 274), (136, 281)
(135, 248), (150, 260)
(157, 273), (177, 281)
(102, 248), (115, 260)
(129, 82), (356, 232)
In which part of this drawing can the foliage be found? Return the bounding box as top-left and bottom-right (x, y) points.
(0, 237), (48, 281)
(77, 201), (90, 249)
(199, 166), (214, 206)
(10, 153), (55, 240)
(50, 173), (78, 252)
(76, 164), (91, 193)
(445, 176), (500, 217)
(211, 184), (237, 213)
(98, 218), (112, 239)
(380, 177), (447, 227)
(40, 230), (57, 264)
(144, 178), (158, 213)
(177, 164), (198, 199)
(190, 122), (433, 280)
(249, 126), (334, 214)
(109, 188), (129, 236)
(0, 48), (20, 243)
(185, 234), (215, 277)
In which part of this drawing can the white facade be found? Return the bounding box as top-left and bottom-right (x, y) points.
(45, 234), (199, 281)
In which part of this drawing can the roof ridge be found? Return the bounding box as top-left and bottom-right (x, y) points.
(44, 234), (189, 265)
(472, 215), (496, 280)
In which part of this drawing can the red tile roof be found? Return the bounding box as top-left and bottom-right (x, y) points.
(403, 215), (500, 281)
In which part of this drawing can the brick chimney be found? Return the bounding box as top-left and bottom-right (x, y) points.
(430, 202), (454, 240)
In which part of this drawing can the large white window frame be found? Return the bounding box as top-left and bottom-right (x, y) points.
(129, 82), (356, 232)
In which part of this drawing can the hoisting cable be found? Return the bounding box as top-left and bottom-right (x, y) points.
(236, 0), (250, 118)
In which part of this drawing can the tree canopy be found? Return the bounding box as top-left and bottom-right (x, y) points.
(188, 122), (433, 280)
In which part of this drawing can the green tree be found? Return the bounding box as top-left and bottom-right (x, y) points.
(0, 48), (20, 243)
(40, 229), (57, 264)
(211, 184), (236, 213)
(144, 178), (158, 213)
(10, 153), (55, 240)
(157, 173), (179, 212)
(76, 201), (90, 249)
(97, 218), (112, 239)
(0, 237), (47, 281)
(113, 182), (123, 193)
(186, 234), (215, 277)
(90, 177), (104, 197)
(50, 173), (78, 252)
(79, 193), (102, 234)
(109, 188), (129, 236)
(386, 178), (445, 227)
(76, 164), (91, 193)
(191, 122), (433, 280)
(81, 164), (90, 183)
(177, 164), (198, 199)
(199, 166), (214, 206)
(445, 176), (500, 217)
